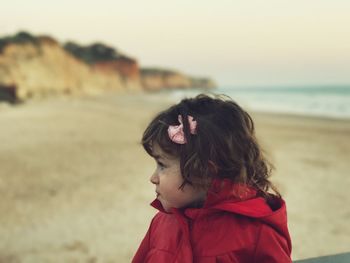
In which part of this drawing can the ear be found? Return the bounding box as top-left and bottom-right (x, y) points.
(208, 160), (218, 176)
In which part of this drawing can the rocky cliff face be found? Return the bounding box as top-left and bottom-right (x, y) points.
(0, 32), (216, 103)
(92, 56), (141, 92)
(140, 68), (216, 91)
(0, 32), (141, 101)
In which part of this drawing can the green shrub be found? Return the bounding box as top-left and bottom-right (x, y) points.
(0, 31), (39, 53)
(64, 41), (120, 64)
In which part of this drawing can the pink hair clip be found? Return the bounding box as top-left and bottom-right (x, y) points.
(168, 115), (197, 144)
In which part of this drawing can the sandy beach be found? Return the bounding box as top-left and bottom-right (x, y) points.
(0, 92), (349, 262)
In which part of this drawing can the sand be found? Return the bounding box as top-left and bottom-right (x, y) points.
(0, 91), (349, 262)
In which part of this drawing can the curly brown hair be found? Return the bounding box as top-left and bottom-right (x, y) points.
(142, 94), (280, 200)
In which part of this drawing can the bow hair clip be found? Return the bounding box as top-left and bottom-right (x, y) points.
(168, 115), (197, 144)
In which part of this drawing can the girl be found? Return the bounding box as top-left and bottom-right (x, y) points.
(132, 94), (292, 263)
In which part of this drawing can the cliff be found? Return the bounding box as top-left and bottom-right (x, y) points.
(140, 68), (216, 91)
(0, 31), (216, 103)
(0, 32), (141, 101)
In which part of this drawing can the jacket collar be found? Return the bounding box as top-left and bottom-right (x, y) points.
(150, 178), (261, 216)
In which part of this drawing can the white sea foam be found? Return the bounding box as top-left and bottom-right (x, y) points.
(167, 86), (350, 120)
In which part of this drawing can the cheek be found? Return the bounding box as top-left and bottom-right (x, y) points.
(162, 168), (183, 187)
(181, 185), (206, 203)
(160, 183), (185, 204)
(166, 186), (195, 206)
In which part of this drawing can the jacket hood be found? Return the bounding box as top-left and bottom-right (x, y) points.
(206, 179), (291, 249)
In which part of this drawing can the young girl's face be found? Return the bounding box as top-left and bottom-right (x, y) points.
(150, 143), (207, 212)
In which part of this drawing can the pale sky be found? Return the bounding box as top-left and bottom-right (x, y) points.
(1, 0), (349, 87)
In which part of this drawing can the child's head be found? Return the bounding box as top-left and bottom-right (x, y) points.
(142, 94), (278, 210)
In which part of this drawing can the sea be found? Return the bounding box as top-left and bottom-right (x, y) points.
(165, 86), (350, 120)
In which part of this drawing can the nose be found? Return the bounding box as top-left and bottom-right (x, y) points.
(150, 171), (159, 185)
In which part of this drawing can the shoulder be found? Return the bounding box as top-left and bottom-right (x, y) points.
(193, 211), (291, 261)
(193, 211), (263, 256)
(254, 222), (292, 255)
(251, 223), (292, 262)
(151, 211), (177, 226)
(146, 212), (184, 254)
(149, 212), (181, 238)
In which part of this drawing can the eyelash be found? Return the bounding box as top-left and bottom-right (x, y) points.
(157, 161), (166, 169)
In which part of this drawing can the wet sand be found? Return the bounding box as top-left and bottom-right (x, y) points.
(0, 92), (349, 262)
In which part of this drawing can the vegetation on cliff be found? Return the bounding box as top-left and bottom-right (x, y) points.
(0, 31), (131, 65)
(64, 42), (123, 64)
(0, 31), (39, 53)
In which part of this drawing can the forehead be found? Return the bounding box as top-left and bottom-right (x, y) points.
(152, 143), (178, 161)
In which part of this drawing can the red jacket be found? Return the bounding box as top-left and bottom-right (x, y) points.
(132, 179), (292, 263)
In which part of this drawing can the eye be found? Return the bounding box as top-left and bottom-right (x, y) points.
(157, 161), (166, 169)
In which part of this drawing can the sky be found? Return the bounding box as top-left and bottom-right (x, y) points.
(1, 0), (350, 87)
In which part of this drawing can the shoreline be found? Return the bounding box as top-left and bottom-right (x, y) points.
(2, 89), (350, 122)
(252, 110), (350, 123)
